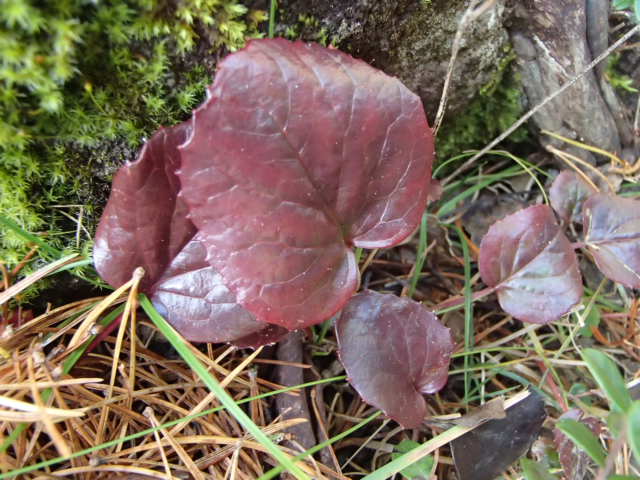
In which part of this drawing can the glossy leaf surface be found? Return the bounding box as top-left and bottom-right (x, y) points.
(93, 124), (275, 345)
(479, 204), (583, 324)
(336, 290), (453, 428)
(583, 194), (640, 288)
(94, 122), (196, 292)
(556, 419), (606, 467)
(150, 235), (284, 344)
(549, 170), (596, 224)
(179, 38), (434, 329)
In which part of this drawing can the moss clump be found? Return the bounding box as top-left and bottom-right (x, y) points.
(0, 0), (266, 270)
(436, 51), (530, 161)
(283, 13), (338, 46)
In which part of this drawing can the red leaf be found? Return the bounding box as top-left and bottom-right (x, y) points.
(94, 123), (279, 345)
(549, 170), (597, 224)
(583, 194), (640, 288)
(336, 290), (453, 428)
(150, 235), (282, 344)
(179, 38), (434, 329)
(94, 122), (196, 292)
(479, 205), (583, 324)
(552, 410), (603, 480)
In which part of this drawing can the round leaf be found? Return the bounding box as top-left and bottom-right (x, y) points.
(179, 38), (434, 329)
(336, 290), (453, 428)
(583, 194), (640, 288)
(549, 170), (597, 224)
(479, 204), (583, 324)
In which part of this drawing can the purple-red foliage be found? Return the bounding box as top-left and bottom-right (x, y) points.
(93, 36), (640, 428)
(336, 290), (453, 428)
(478, 204), (583, 324)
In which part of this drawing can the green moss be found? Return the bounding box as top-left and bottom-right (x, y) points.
(0, 0), (266, 271)
(605, 53), (638, 93)
(283, 14), (338, 46)
(436, 51), (529, 161)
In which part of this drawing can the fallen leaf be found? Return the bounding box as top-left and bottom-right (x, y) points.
(451, 390), (546, 480)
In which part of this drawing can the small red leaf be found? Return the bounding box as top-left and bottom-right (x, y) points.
(479, 205), (583, 324)
(179, 38), (434, 329)
(336, 290), (453, 429)
(549, 170), (597, 224)
(583, 194), (640, 288)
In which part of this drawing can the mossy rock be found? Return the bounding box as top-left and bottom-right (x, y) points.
(0, 0), (267, 277)
(278, 0), (512, 119)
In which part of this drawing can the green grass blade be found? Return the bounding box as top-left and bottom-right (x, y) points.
(361, 424), (469, 480)
(437, 176), (498, 218)
(454, 225), (474, 405)
(556, 418), (607, 467)
(582, 348), (632, 412)
(0, 214), (63, 258)
(408, 212), (428, 297)
(437, 165), (524, 218)
(139, 295), (309, 480)
(498, 150), (549, 204)
(268, 0), (277, 38)
(46, 258), (94, 275)
(258, 411), (381, 480)
(628, 401), (640, 465)
(520, 458), (557, 480)
(391, 440), (434, 480)
(432, 151), (477, 179)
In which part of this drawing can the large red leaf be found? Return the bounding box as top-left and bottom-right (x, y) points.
(583, 194), (640, 288)
(93, 123), (281, 345)
(178, 38), (434, 329)
(336, 290), (453, 429)
(479, 205), (583, 324)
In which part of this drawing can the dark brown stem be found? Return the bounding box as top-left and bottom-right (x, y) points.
(275, 330), (317, 451)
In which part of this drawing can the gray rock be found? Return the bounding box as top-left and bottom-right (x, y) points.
(507, 0), (633, 160)
(278, 0), (511, 120)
